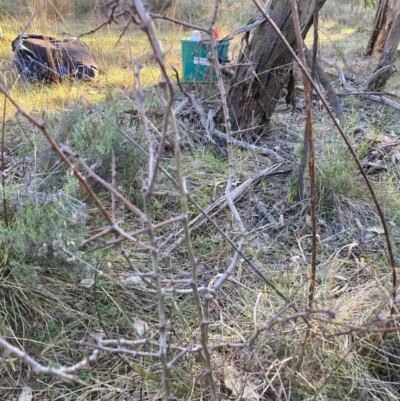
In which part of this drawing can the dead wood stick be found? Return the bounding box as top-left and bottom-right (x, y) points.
(356, 93), (400, 112)
(173, 69), (284, 162)
(337, 91), (399, 97)
(285, 126), (303, 140)
(321, 57), (400, 113)
(173, 98), (189, 115)
(212, 129), (284, 161)
(164, 163), (282, 253)
(256, 200), (278, 232)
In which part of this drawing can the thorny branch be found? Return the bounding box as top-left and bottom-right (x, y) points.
(127, 0), (174, 397)
(0, 337), (98, 385)
(2, 303), (400, 388)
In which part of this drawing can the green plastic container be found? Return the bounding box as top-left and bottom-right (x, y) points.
(181, 39), (230, 82)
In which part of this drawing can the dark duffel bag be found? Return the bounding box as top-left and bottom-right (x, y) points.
(12, 34), (98, 82)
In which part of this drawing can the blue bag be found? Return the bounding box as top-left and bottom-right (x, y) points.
(12, 34), (98, 82)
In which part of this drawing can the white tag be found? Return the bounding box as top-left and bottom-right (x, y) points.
(193, 57), (210, 66)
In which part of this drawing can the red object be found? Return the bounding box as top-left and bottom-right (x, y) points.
(212, 29), (219, 39)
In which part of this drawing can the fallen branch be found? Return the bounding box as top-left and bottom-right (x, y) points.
(212, 129), (284, 161)
(164, 163), (282, 252)
(172, 67), (284, 162)
(321, 57), (400, 112)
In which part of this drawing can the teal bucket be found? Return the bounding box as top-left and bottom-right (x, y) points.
(181, 39), (230, 82)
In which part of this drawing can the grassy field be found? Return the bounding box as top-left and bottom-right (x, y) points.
(0, 0), (254, 119)
(2, 1), (400, 400)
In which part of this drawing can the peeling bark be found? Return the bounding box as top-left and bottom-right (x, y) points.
(366, 0), (400, 91)
(225, 0), (326, 134)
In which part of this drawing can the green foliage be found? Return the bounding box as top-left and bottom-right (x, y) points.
(362, 0), (376, 7)
(0, 98), (146, 284)
(0, 98), (146, 285)
(42, 100), (145, 192)
(0, 194), (89, 281)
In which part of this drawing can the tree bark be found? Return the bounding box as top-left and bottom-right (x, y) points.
(366, 0), (398, 55)
(304, 48), (344, 125)
(366, 0), (400, 91)
(225, 0), (326, 134)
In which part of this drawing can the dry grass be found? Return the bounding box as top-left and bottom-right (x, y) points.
(0, 0), (252, 120)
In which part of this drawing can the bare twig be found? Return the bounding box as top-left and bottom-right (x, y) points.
(149, 12), (208, 32)
(0, 337), (98, 385)
(165, 163), (282, 252)
(129, 2), (174, 397)
(83, 98), (292, 305)
(212, 239), (245, 290)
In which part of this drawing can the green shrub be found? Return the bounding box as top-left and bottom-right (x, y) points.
(0, 189), (89, 282)
(40, 100), (145, 193)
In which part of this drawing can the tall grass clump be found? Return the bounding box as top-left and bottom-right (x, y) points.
(314, 129), (400, 222)
(315, 134), (365, 212)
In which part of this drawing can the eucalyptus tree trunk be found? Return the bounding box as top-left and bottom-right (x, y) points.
(225, 0), (326, 134)
(366, 0), (400, 90)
